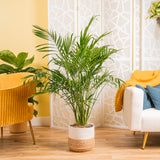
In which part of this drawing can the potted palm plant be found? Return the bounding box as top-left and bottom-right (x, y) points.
(29, 16), (123, 151)
(147, 1), (160, 26)
(0, 50), (40, 133)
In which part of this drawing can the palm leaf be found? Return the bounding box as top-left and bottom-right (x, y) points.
(31, 16), (123, 125)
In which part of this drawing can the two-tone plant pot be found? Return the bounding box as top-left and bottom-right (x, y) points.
(9, 122), (27, 133)
(68, 124), (95, 152)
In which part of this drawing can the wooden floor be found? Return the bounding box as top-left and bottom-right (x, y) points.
(1, 127), (160, 160)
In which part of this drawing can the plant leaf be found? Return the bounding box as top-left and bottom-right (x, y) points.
(0, 50), (17, 66)
(16, 52), (28, 69)
(21, 67), (41, 73)
(30, 16), (123, 126)
(33, 25), (49, 40)
(0, 64), (15, 74)
(24, 56), (34, 67)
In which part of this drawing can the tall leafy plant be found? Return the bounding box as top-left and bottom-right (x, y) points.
(0, 50), (40, 116)
(29, 16), (123, 126)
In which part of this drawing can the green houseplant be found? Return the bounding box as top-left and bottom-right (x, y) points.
(147, 1), (160, 25)
(0, 50), (40, 133)
(29, 16), (123, 151)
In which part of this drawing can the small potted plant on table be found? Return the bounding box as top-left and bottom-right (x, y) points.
(31, 16), (123, 151)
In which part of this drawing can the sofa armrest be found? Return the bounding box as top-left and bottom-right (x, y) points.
(123, 87), (144, 131)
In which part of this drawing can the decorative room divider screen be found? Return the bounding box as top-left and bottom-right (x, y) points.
(48, 0), (160, 129)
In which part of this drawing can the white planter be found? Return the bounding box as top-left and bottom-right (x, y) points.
(68, 124), (95, 152)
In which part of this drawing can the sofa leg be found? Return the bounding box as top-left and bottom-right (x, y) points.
(133, 131), (136, 135)
(1, 127), (3, 138)
(142, 132), (148, 149)
(28, 121), (36, 145)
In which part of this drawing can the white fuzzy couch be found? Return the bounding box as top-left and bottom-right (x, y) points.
(123, 87), (160, 149)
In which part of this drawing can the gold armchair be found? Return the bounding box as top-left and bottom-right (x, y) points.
(0, 73), (36, 144)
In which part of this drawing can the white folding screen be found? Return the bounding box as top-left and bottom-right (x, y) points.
(48, 0), (160, 129)
(102, 0), (132, 128)
(140, 0), (160, 70)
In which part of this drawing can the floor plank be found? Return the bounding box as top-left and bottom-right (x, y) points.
(1, 127), (160, 160)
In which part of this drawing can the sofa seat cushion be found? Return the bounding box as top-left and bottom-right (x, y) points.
(142, 108), (160, 131)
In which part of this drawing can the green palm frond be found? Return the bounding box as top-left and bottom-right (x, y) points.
(31, 16), (123, 126)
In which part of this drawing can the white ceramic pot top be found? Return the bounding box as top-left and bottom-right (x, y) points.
(68, 124), (95, 140)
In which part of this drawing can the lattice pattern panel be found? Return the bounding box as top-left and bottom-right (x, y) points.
(48, 0), (76, 129)
(135, 0), (141, 70)
(49, 0), (102, 128)
(103, 0), (132, 128)
(141, 0), (160, 70)
(78, 0), (102, 127)
(48, 0), (160, 129)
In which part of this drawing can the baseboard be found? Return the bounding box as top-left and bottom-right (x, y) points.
(103, 124), (128, 129)
(31, 117), (50, 126)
